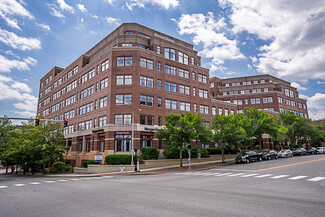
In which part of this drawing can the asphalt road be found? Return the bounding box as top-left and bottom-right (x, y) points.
(1, 154), (325, 217)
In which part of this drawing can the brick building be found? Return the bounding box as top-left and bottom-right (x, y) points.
(37, 23), (237, 166)
(209, 74), (308, 118)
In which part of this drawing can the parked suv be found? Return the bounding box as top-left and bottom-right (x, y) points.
(236, 151), (262, 163)
(293, 148), (307, 156)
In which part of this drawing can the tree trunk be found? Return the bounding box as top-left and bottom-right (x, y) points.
(32, 163), (35, 175)
(16, 163), (18, 174)
(179, 144), (183, 167)
(42, 162), (46, 175)
(11, 164), (14, 173)
(221, 143), (225, 163)
(259, 138), (262, 150)
(23, 163), (26, 175)
(6, 165), (8, 173)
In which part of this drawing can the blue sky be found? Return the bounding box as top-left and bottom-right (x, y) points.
(0, 0), (324, 121)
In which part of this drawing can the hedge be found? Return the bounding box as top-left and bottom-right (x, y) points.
(141, 147), (159, 160)
(163, 145), (209, 159)
(82, 160), (100, 167)
(105, 155), (140, 165)
(48, 162), (73, 173)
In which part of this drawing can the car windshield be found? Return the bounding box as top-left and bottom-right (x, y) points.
(279, 150), (286, 153)
(238, 152), (248, 156)
(293, 148), (300, 151)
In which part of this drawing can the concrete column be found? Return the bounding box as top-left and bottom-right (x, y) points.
(82, 135), (86, 152)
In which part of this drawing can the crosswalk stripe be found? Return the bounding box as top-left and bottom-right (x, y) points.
(288, 176), (308, 180)
(13, 184), (25, 187)
(201, 173), (220, 176)
(270, 175), (289, 179)
(215, 173), (233, 176)
(307, 177), (325, 182)
(30, 182), (41, 185)
(240, 174), (258, 177)
(69, 178), (81, 181)
(255, 174), (273, 178)
(57, 180), (69, 182)
(228, 173), (245, 177)
(0, 186), (8, 189)
(44, 181), (56, 183)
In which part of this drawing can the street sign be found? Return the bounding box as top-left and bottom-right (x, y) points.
(95, 154), (103, 162)
(188, 149), (191, 154)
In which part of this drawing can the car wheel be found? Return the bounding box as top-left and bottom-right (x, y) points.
(246, 158), (250, 163)
(259, 157), (262, 162)
(275, 155), (278, 159)
(268, 156), (271, 160)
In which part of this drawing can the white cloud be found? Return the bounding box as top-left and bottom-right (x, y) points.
(317, 80), (325, 85)
(57, 0), (75, 13)
(48, 5), (65, 18)
(0, 75), (37, 117)
(176, 12), (244, 73)
(36, 23), (50, 31)
(0, 55), (37, 73)
(77, 4), (87, 13)
(124, 0), (179, 11)
(107, 0), (117, 5)
(307, 93), (325, 120)
(299, 94), (308, 100)
(291, 82), (307, 91)
(106, 17), (121, 25)
(0, 28), (41, 51)
(219, 0), (325, 82)
(11, 81), (32, 93)
(0, 0), (34, 30)
(247, 64), (252, 70)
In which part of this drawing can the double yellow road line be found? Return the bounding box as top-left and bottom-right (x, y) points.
(256, 158), (325, 172)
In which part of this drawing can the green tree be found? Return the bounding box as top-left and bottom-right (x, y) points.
(309, 122), (325, 147)
(157, 113), (196, 167)
(242, 108), (279, 149)
(191, 113), (212, 148)
(212, 114), (246, 163)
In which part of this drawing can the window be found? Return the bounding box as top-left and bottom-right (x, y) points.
(165, 65), (176, 75)
(101, 60), (109, 72)
(225, 109), (229, 116)
(256, 98), (260, 104)
(278, 97), (283, 103)
(122, 43), (132, 47)
(165, 99), (177, 110)
(199, 105), (209, 114)
(264, 88), (268, 92)
(140, 115), (154, 125)
(178, 51), (188, 65)
(99, 116), (106, 127)
(158, 97), (162, 107)
(116, 75), (132, 85)
(140, 95), (154, 106)
(139, 33), (150, 39)
(191, 57), (194, 65)
(164, 48), (175, 61)
(157, 45), (161, 54)
(257, 89), (261, 93)
(126, 31), (133, 34)
(194, 104), (197, 113)
(238, 100), (243, 105)
(193, 87), (196, 96)
(99, 97), (107, 108)
(225, 83), (229, 87)
(115, 134), (131, 152)
(245, 99), (248, 105)
(199, 89), (208, 98)
(140, 76), (153, 88)
(100, 78), (108, 89)
(210, 82), (214, 88)
(79, 102), (93, 115)
(268, 97), (273, 103)
(158, 116), (162, 126)
(140, 57), (153, 69)
(67, 71), (72, 79)
(251, 98), (256, 104)
(303, 104), (306, 109)
(261, 80), (265, 83)
(117, 56), (132, 66)
(116, 94), (132, 104)
(115, 114), (131, 125)
(157, 62), (161, 72)
(157, 80), (162, 89)
(198, 74), (207, 83)
(212, 107), (216, 115)
(192, 72), (196, 80)
(254, 80), (258, 84)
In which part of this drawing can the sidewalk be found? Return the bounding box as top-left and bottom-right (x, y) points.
(1, 157), (235, 178)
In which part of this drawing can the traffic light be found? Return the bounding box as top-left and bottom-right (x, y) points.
(64, 118), (68, 127)
(35, 116), (40, 126)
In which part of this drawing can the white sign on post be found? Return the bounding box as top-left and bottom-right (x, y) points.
(95, 154), (103, 162)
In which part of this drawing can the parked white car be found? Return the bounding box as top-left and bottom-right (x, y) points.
(316, 147), (324, 154)
(277, 150), (293, 158)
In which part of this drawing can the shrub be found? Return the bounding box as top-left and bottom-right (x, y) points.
(294, 144), (300, 149)
(105, 155), (140, 165)
(82, 160), (99, 167)
(255, 145), (260, 150)
(52, 162), (66, 172)
(207, 147), (222, 155)
(163, 145), (181, 159)
(141, 147), (159, 160)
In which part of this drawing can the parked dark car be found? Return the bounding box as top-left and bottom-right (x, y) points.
(306, 147), (317, 155)
(293, 148), (307, 156)
(235, 151), (262, 163)
(261, 150), (278, 160)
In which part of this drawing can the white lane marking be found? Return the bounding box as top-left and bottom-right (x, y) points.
(288, 176), (308, 180)
(13, 184), (25, 187)
(81, 177), (93, 180)
(69, 178), (81, 181)
(30, 182), (41, 185)
(0, 186), (8, 189)
(307, 177), (325, 182)
(200, 173), (220, 176)
(240, 174), (258, 177)
(210, 169), (255, 172)
(227, 173), (245, 177)
(215, 173), (233, 177)
(255, 174), (273, 178)
(57, 180), (69, 182)
(44, 181), (56, 183)
(270, 175), (289, 179)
